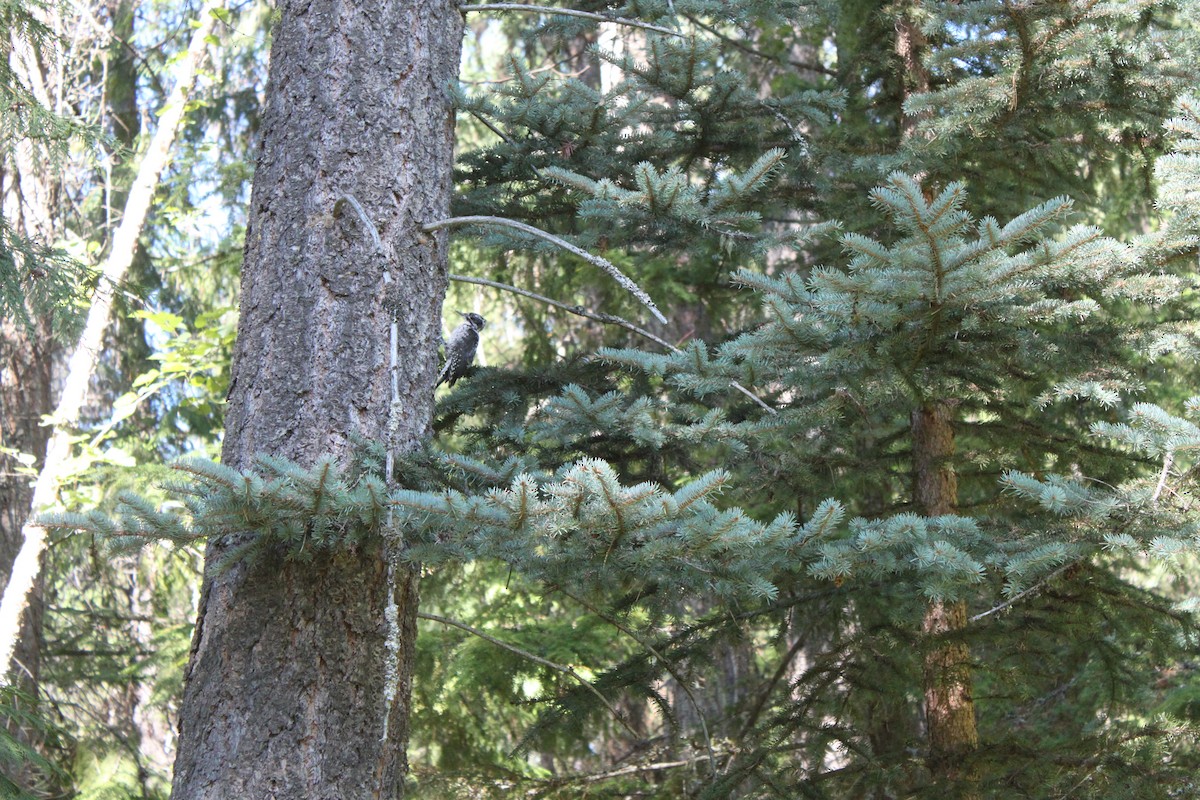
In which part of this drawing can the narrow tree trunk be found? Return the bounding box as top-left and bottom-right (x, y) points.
(169, 2), (462, 797)
(98, 2), (174, 782)
(912, 403), (978, 796)
(893, 0), (932, 140)
(0, 4), (64, 699)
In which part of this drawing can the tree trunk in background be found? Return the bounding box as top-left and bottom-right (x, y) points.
(892, 3), (979, 790)
(0, 323), (53, 694)
(100, 1), (176, 783)
(912, 403), (978, 796)
(0, 0), (62, 717)
(169, 1), (462, 796)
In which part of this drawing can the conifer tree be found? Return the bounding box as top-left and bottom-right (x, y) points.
(400, 171), (1196, 795)
(31, 1), (1200, 797)
(416, 1), (1200, 794)
(165, 2), (462, 797)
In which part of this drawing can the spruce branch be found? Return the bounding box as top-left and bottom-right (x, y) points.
(425, 215), (667, 324)
(448, 273), (775, 413)
(461, 3), (683, 38)
(418, 610), (643, 739)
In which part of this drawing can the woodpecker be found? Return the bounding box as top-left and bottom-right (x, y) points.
(436, 311), (487, 388)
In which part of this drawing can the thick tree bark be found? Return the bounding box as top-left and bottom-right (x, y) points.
(912, 403), (978, 796)
(169, 2), (462, 797)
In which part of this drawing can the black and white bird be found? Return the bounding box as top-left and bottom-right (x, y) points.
(436, 311), (487, 388)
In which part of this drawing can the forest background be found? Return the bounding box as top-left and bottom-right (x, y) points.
(3, 0), (1200, 797)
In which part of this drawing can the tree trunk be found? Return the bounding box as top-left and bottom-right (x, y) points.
(2, 20), (63, 792)
(0, 5), (62, 696)
(169, 2), (462, 797)
(912, 403), (978, 796)
(893, 1), (931, 140)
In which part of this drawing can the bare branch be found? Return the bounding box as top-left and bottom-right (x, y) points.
(450, 273), (673, 349)
(462, 3), (683, 38)
(727, 380), (777, 415)
(970, 562), (1076, 624)
(467, 108), (514, 145)
(425, 214), (667, 324)
(575, 756), (716, 783)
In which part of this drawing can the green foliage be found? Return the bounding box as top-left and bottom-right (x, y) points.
(1149, 94), (1200, 265)
(0, 0), (98, 337)
(0, 0), (93, 166)
(0, 218), (92, 339)
(113, 308), (236, 452)
(55, 168), (1200, 793)
(25, 0), (1200, 796)
(424, 167), (1200, 793)
(0, 688), (70, 799)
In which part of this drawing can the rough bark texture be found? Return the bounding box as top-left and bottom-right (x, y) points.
(170, 2), (462, 797)
(912, 403), (979, 795)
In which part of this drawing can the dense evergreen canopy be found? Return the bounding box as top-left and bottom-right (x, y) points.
(3, 0), (1200, 798)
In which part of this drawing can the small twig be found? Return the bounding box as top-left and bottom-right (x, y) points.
(450, 273), (673, 349)
(336, 193), (406, 744)
(333, 194), (385, 257)
(459, 58), (590, 86)
(1152, 450), (1174, 506)
(576, 758), (705, 782)
(418, 610), (642, 740)
(449, 273), (776, 413)
(679, 13), (837, 77)
(1057, 761), (1103, 799)
(727, 381), (777, 414)
(970, 562), (1076, 623)
(462, 3), (683, 38)
(425, 215), (667, 324)
(737, 628), (809, 741)
(468, 109), (514, 145)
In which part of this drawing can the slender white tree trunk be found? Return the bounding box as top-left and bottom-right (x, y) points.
(0, 0), (224, 687)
